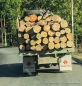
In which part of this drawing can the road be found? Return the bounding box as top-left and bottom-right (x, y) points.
(0, 47), (82, 86)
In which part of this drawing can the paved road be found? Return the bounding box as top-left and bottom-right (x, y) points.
(0, 47), (82, 86)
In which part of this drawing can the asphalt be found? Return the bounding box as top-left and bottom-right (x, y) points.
(0, 47), (82, 86)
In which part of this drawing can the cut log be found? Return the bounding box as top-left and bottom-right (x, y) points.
(36, 44), (43, 51)
(25, 39), (30, 44)
(43, 38), (48, 44)
(45, 15), (52, 21)
(25, 21), (31, 27)
(43, 14), (51, 19)
(26, 44), (30, 50)
(54, 37), (60, 43)
(52, 15), (61, 22)
(29, 14), (37, 22)
(24, 16), (30, 22)
(18, 33), (23, 38)
(67, 41), (73, 47)
(60, 36), (67, 42)
(49, 37), (54, 42)
(25, 26), (34, 34)
(25, 26), (32, 32)
(42, 45), (48, 50)
(52, 23), (60, 31)
(65, 28), (71, 33)
(48, 21), (54, 25)
(19, 44), (25, 51)
(60, 30), (65, 34)
(41, 31), (47, 37)
(33, 25), (41, 33)
(20, 20), (26, 26)
(55, 32), (61, 37)
(30, 40), (36, 45)
(30, 46), (36, 50)
(54, 43), (60, 49)
(24, 34), (29, 39)
(48, 42), (54, 50)
(37, 20), (46, 26)
(18, 38), (25, 44)
(48, 30), (55, 36)
(60, 42), (66, 48)
(43, 25), (50, 32)
(60, 20), (68, 28)
(38, 16), (42, 21)
(18, 25), (26, 32)
(36, 39), (41, 44)
(16, 17), (20, 29)
(67, 33), (73, 41)
(36, 33), (41, 39)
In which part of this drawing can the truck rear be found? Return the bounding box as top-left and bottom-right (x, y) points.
(16, 10), (74, 75)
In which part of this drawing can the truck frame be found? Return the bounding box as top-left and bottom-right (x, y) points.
(16, 0), (74, 75)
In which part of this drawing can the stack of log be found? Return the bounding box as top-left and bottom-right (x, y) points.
(17, 12), (74, 52)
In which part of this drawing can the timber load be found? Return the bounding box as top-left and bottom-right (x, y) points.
(16, 10), (74, 52)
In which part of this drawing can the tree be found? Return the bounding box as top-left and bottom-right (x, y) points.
(0, 0), (82, 40)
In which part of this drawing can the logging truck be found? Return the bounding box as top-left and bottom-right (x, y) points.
(16, 10), (74, 75)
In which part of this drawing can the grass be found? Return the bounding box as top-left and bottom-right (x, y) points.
(72, 48), (82, 61)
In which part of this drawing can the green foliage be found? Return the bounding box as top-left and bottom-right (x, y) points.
(0, 0), (82, 37)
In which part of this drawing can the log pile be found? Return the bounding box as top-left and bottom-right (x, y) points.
(17, 12), (74, 52)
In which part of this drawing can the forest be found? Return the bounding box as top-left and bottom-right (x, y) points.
(0, 0), (82, 43)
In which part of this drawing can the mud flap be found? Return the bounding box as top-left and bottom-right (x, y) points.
(59, 54), (72, 71)
(23, 56), (36, 75)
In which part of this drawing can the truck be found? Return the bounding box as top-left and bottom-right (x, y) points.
(16, 10), (74, 76)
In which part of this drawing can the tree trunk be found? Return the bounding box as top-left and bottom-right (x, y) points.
(24, 34), (29, 39)
(43, 38), (48, 44)
(18, 33), (23, 38)
(48, 30), (55, 36)
(60, 36), (67, 42)
(38, 16), (42, 21)
(30, 40), (36, 45)
(18, 25), (26, 32)
(60, 42), (66, 48)
(24, 16), (30, 22)
(60, 20), (68, 28)
(36, 33), (41, 39)
(52, 15), (61, 22)
(48, 42), (54, 50)
(49, 37), (54, 42)
(55, 32), (61, 37)
(33, 25), (41, 33)
(41, 31), (47, 37)
(30, 46), (36, 50)
(36, 44), (43, 51)
(66, 33), (73, 41)
(67, 41), (73, 47)
(54, 37), (60, 43)
(54, 43), (60, 49)
(25, 39), (30, 44)
(19, 44), (25, 51)
(37, 20), (47, 26)
(65, 28), (71, 33)
(20, 20), (26, 26)
(36, 39), (41, 44)
(25, 22), (31, 27)
(60, 30), (65, 34)
(52, 23), (60, 31)
(29, 14), (37, 22)
(43, 25), (50, 32)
